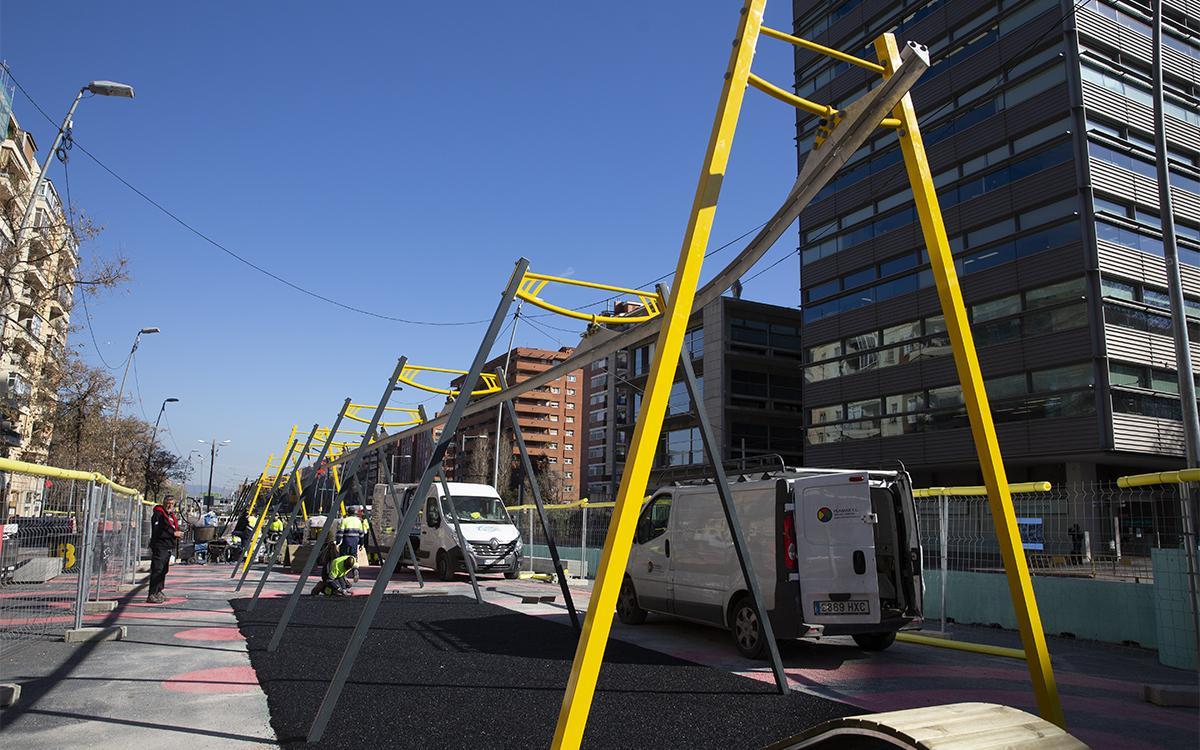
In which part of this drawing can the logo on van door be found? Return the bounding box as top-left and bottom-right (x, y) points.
(816, 507), (833, 523)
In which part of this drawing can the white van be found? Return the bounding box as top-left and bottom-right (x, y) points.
(619, 469), (923, 657)
(373, 481), (522, 580)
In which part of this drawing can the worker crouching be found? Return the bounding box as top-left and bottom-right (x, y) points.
(311, 540), (357, 597)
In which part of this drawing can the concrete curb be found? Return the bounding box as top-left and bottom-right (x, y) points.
(1142, 683), (1200, 707)
(83, 600), (117, 613)
(63, 626), (126, 643)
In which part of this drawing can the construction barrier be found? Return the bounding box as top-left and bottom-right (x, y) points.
(0, 457), (144, 665)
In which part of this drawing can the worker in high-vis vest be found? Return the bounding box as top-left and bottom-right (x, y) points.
(267, 513), (285, 553)
(338, 507), (365, 559)
(310, 540), (356, 597)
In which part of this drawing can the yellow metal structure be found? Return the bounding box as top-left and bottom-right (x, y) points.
(0, 457), (142, 498)
(913, 482), (1052, 498)
(896, 632), (1026, 660)
(1118, 468), (1200, 487)
(551, 3), (766, 746)
(242, 437), (299, 574)
(548, 9), (1065, 745)
(874, 32), (1063, 726)
(345, 403), (423, 428)
(515, 271), (665, 325)
(758, 25), (885, 73)
(397, 364), (501, 397)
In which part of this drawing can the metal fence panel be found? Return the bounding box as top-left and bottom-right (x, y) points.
(0, 474), (92, 660)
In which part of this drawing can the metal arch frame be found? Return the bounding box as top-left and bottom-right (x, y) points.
(266, 357), (409, 654)
(306, 258), (529, 743)
(515, 270), (665, 325)
(497, 365), (580, 630)
(247, 406), (346, 610)
(236, 427), (319, 592)
(231, 438), (299, 579)
(396, 364), (502, 397)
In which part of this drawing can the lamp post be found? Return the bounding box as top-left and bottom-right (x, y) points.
(198, 438), (230, 507)
(142, 397), (178, 499)
(109, 327), (159, 476)
(0, 78), (134, 344)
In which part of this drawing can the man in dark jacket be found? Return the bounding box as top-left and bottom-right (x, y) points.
(147, 495), (182, 603)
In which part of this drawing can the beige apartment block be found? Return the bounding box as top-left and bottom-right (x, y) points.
(0, 106), (79, 517)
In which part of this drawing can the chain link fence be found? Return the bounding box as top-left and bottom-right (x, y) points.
(0, 459), (144, 664)
(511, 504), (612, 579)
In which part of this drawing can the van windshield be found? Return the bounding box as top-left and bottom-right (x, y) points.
(445, 495), (511, 524)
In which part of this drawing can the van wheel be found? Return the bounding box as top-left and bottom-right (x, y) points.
(436, 551), (455, 581)
(616, 577), (647, 625)
(503, 569), (520, 580)
(731, 595), (768, 659)
(852, 631), (896, 651)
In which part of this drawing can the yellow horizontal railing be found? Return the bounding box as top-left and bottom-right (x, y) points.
(747, 73), (902, 128)
(516, 271), (665, 325)
(397, 365), (501, 397)
(1117, 468), (1200, 488)
(759, 26), (886, 73)
(505, 497), (620, 512)
(913, 481), (1052, 498)
(0, 457), (143, 498)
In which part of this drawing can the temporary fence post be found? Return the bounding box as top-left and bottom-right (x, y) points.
(247, 420), (329, 609)
(939, 492), (949, 634)
(72, 479), (98, 631)
(676, 345), (787, 694)
(93, 484), (114, 602)
(268, 357), (408, 652)
(438, 475), (482, 603)
(528, 509), (534, 572)
(501, 366), (578, 628)
(306, 258), (527, 743)
(580, 505), (587, 580)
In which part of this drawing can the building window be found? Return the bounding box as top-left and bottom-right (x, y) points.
(565, 429), (574, 437)
(565, 416), (574, 423)
(565, 443), (574, 451)
(567, 374), (577, 382)
(566, 388), (576, 396)
(550, 387), (560, 394)
(564, 457), (573, 465)
(549, 429), (558, 436)
(566, 402), (575, 409)
(549, 414), (559, 422)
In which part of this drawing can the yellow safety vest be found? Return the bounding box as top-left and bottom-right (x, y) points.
(269, 519), (284, 532)
(339, 516), (363, 532)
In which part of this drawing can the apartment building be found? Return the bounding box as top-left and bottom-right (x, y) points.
(444, 347), (584, 501)
(0, 94), (79, 515)
(582, 296), (806, 502)
(793, 0), (1200, 485)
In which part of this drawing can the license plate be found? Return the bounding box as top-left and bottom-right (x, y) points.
(814, 599), (870, 615)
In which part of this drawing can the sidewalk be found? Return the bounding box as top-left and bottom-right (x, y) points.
(0, 561), (1196, 748)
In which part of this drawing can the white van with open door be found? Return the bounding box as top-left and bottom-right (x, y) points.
(619, 468), (922, 657)
(414, 482), (523, 581)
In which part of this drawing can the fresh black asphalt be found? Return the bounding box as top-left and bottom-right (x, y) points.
(233, 593), (856, 749)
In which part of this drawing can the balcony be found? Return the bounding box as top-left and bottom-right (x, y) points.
(0, 138), (31, 183)
(23, 264), (48, 293)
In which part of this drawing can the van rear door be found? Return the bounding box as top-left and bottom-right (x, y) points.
(792, 473), (880, 625)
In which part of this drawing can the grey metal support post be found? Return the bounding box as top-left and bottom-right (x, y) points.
(233, 438), (300, 585)
(436, 475), (482, 603)
(268, 357), (408, 652)
(374, 441), (423, 587)
(939, 492), (949, 634)
(499, 366), (579, 629)
(72, 480), (99, 631)
(307, 257), (529, 743)
(674, 318), (789, 695)
(245, 420), (326, 607)
(1152, 0), (1200, 665)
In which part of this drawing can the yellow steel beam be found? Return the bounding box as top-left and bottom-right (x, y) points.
(759, 25), (886, 73)
(551, 2), (766, 746)
(250, 426), (297, 515)
(515, 271), (665, 325)
(345, 403), (424, 428)
(913, 481), (1053, 498)
(875, 31), (1064, 728)
(242, 438), (298, 574)
(747, 73), (901, 128)
(1118, 468), (1200, 487)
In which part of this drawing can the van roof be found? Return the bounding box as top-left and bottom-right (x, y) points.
(432, 482), (502, 498)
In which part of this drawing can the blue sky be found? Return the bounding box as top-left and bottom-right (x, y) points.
(0, 2), (807, 492)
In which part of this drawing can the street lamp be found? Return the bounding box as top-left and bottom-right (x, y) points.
(198, 438), (231, 507)
(142, 397), (178, 499)
(0, 76), (135, 343)
(109, 327), (160, 475)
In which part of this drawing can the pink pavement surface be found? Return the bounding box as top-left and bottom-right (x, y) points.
(1, 562), (1196, 748)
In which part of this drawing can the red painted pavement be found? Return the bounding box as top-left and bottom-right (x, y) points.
(175, 626), (244, 642)
(162, 665), (259, 694)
